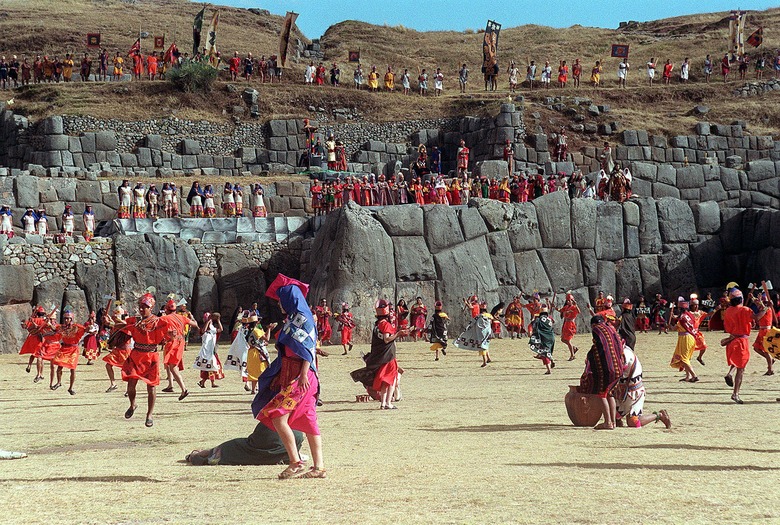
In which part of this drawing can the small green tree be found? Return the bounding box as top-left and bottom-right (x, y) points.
(168, 61), (218, 93)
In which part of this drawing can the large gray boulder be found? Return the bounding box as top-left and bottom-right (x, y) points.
(580, 249), (598, 286)
(215, 246), (266, 321)
(690, 236), (726, 288)
(659, 245), (697, 298)
(114, 234), (199, 307)
(634, 197), (661, 254)
(308, 202), (395, 341)
(33, 276), (67, 311)
(0, 266), (34, 306)
(692, 201), (721, 234)
(192, 274), (219, 321)
(74, 260), (116, 312)
(507, 202), (542, 252)
(656, 197), (696, 243)
(471, 198), (513, 231)
(485, 231), (516, 285)
(740, 209), (772, 253)
(14, 175), (39, 208)
(615, 258), (642, 301)
(639, 255), (662, 297)
(434, 237), (499, 335)
(771, 210), (780, 249)
(393, 236), (436, 281)
(458, 207), (489, 240)
(424, 205), (464, 253)
(537, 249), (583, 293)
(533, 191), (571, 248)
(595, 202), (624, 261)
(63, 287), (89, 321)
(0, 304), (32, 354)
(374, 205), (423, 236)
(513, 251), (552, 295)
(596, 260), (616, 297)
(571, 198), (598, 249)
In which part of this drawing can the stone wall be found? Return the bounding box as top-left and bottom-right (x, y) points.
(0, 230), (308, 353)
(302, 198), (780, 342)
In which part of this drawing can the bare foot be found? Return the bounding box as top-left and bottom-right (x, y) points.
(659, 410), (672, 429)
(594, 422), (615, 430)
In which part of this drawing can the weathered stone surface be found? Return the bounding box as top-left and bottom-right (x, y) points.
(485, 231), (516, 285)
(435, 237), (499, 334)
(595, 202), (624, 261)
(215, 247), (266, 321)
(615, 258), (642, 300)
(74, 260), (116, 312)
(624, 225), (640, 258)
(656, 197), (697, 243)
(692, 201), (721, 234)
(471, 198), (514, 232)
(537, 249), (583, 293)
(508, 202), (542, 252)
(308, 203), (395, 341)
(62, 287), (89, 322)
(192, 274), (219, 320)
(0, 266), (34, 305)
(114, 234), (199, 307)
(0, 304), (32, 354)
(533, 191), (571, 248)
(676, 165), (705, 189)
(475, 160), (509, 179)
(746, 160), (776, 182)
(393, 236), (436, 281)
(571, 198), (598, 249)
(373, 205), (424, 237)
(659, 244), (696, 298)
(656, 165), (677, 186)
(719, 208), (744, 254)
(75, 180), (102, 203)
(622, 201), (640, 226)
(691, 236), (726, 288)
(424, 205), (464, 253)
(458, 207), (488, 240)
(95, 131), (117, 151)
(14, 175), (39, 208)
(634, 197), (661, 254)
(580, 249), (598, 286)
(513, 251), (552, 295)
(741, 209), (772, 253)
(594, 260), (616, 298)
(33, 276), (67, 310)
(638, 255), (662, 297)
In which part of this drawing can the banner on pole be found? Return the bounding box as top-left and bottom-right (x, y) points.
(482, 20), (501, 74)
(611, 44), (630, 58)
(86, 33), (101, 48)
(279, 11), (299, 68)
(193, 5), (206, 56)
(154, 36), (165, 49)
(348, 50), (360, 62)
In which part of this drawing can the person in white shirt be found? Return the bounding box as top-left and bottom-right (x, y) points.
(617, 58), (629, 88)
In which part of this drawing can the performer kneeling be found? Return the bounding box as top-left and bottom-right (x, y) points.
(615, 346), (671, 429)
(186, 423), (305, 466)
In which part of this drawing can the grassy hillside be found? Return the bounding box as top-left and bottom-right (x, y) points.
(2, 1), (780, 142)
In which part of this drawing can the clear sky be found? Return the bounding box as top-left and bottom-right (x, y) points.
(225, 1), (778, 38)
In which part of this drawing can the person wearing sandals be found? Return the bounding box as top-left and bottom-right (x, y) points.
(251, 274), (326, 479)
(110, 292), (191, 427)
(194, 313), (225, 388)
(721, 286), (771, 404)
(51, 306), (87, 395)
(351, 299), (409, 409)
(669, 297), (700, 384)
(529, 306), (556, 374)
(161, 299), (199, 400)
(102, 304), (132, 393)
(614, 346), (672, 430)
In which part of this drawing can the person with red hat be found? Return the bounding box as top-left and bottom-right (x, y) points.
(19, 305), (49, 379)
(454, 301), (493, 367)
(314, 299), (333, 345)
(721, 285), (771, 403)
(688, 294), (709, 366)
(669, 296), (700, 383)
(160, 298), (198, 400)
(252, 273), (326, 479)
(556, 293), (581, 360)
(504, 296), (525, 339)
(335, 303), (355, 355)
(36, 310), (62, 389)
(428, 301), (449, 361)
(748, 284), (775, 376)
(51, 306), (87, 395)
(351, 299), (409, 409)
(522, 293), (544, 336)
(108, 292), (197, 427)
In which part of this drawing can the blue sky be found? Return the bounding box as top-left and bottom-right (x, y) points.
(226, 1), (778, 38)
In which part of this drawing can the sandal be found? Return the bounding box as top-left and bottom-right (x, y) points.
(51, 383), (61, 391)
(300, 467), (327, 479)
(125, 405), (137, 419)
(33, 376), (42, 383)
(689, 377), (699, 383)
(197, 381), (205, 389)
(731, 395), (744, 405)
(68, 389), (76, 396)
(161, 386), (174, 393)
(724, 375), (734, 387)
(178, 390), (189, 401)
(145, 418), (154, 428)
(106, 385), (117, 393)
(278, 460), (307, 480)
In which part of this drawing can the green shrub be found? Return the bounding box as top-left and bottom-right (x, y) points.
(168, 61), (218, 93)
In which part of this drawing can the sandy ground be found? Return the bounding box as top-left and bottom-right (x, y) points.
(0, 331), (778, 525)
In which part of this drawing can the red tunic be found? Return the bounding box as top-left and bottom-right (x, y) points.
(753, 308), (773, 352)
(723, 305), (754, 368)
(36, 323), (61, 361)
(121, 315), (177, 386)
(560, 304), (580, 342)
(19, 317), (46, 356)
(373, 320), (398, 391)
(52, 324), (87, 370)
(162, 313), (189, 366)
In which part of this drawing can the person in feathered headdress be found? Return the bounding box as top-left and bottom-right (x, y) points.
(251, 274), (326, 479)
(108, 291), (198, 427)
(555, 292), (581, 360)
(160, 295), (198, 400)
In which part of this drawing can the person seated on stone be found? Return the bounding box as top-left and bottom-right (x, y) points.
(614, 345), (671, 429)
(185, 422), (306, 466)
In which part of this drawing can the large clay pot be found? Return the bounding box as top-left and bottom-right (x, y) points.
(564, 385), (604, 427)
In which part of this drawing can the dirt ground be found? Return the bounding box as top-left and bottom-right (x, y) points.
(0, 331), (778, 525)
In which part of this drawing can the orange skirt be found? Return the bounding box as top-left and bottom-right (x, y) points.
(52, 344), (79, 370)
(103, 347), (131, 368)
(726, 337), (750, 369)
(561, 320), (577, 343)
(121, 350), (161, 386)
(163, 339), (185, 366)
(19, 335), (42, 356)
(36, 342), (60, 361)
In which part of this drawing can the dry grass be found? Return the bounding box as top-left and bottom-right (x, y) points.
(1, 331), (779, 524)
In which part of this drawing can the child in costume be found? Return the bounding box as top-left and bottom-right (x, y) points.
(428, 301), (449, 361)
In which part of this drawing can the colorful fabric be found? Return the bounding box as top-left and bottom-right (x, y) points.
(529, 314), (555, 359)
(579, 320), (625, 396)
(224, 328), (249, 373)
(454, 314), (493, 351)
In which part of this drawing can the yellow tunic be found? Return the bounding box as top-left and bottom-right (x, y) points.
(384, 72), (394, 90)
(670, 324), (695, 369)
(62, 59), (74, 80)
(368, 71), (379, 89)
(245, 327), (268, 381)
